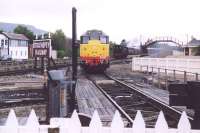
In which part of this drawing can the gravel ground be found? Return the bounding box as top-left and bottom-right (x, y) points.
(106, 63), (146, 83)
(0, 62), (194, 125)
(0, 70), (70, 125)
(0, 104), (46, 125)
(0, 74), (45, 91)
(0, 74), (46, 125)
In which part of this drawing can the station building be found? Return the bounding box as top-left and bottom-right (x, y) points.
(0, 32), (29, 60)
(184, 38), (200, 56)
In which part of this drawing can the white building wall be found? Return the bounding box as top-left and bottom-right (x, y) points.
(0, 33), (29, 60)
(9, 46), (28, 60)
(51, 50), (57, 59)
(0, 34), (8, 57)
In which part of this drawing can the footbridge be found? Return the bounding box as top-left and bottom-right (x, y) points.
(141, 36), (185, 54)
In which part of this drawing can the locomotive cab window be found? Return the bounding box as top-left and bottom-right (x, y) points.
(100, 36), (109, 44)
(81, 36), (89, 44)
(90, 31), (99, 40)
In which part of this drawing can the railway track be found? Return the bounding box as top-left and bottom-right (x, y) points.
(87, 73), (192, 128)
(0, 57), (131, 76)
(0, 64), (69, 76)
(0, 88), (46, 108)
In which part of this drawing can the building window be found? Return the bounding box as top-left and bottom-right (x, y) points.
(5, 40), (8, 45)
(18, 40), (21, 47)
(25, 51), (26, 56)
(11, 40), (18, 47)
(1, 39), (4, 46)
(11, 51), (13, 56)
(16, 51), (17, 56)
(21, 41), (27, 47)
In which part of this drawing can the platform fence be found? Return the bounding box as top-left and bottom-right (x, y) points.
(132, 57), (200, 82)
(132, 58), (200, 74)
(0, 109), (199, 133)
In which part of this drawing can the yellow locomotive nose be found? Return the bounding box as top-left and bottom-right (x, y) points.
(91, 46), (98, 56)
(80, 30), (110, 72)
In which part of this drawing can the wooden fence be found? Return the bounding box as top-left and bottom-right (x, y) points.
(0, 109), (199, 133)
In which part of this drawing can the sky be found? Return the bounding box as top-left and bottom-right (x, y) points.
(1, 0), (200, 44)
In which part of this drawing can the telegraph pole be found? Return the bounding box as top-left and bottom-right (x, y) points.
(71, 7), (78, 111)
(72, 7), (78, 81)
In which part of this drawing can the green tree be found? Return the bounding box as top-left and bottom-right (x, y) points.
(120, 39), (127, 47)
(0, 29), (3, 33)
(57, 50), (66, 58)
(51, 30), (66, 50)
(14, 25), (34, 44)
(51, 29), (72, 58)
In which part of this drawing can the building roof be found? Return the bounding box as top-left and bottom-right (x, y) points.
(187, 38), (200, 47)
(1, 32), (29, 41)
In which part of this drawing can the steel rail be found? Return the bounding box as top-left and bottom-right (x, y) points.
(105, 73), (193, 121)
(87, 76), (134, 127)
(0, 58), (129, 76)
(0, 88), (46, 108)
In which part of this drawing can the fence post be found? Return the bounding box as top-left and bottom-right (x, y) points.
(132, 111), (145, 133)
(147, 66), (149, 74)
(132, 58), (134, 71)
(4, 109), (18, 133)
(173, 70), (176, 81)
(178, 111), (191, 133)
(111, 111), (124, 133)
(89, 110), (102, 133)
(165, 69), (168, 90)
(184, 71), (187, 83)
(69, 110), (81, 133)
(158, 68), (161, 88)
(22, 109), (40, 133)
(155, 111), (168, 133)
(152, 67), (154, 85)
(196, 73), (198, 81)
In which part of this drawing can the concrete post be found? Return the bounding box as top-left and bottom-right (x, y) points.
(158, 68), (161, 88)
(196, 73), (198, 81)
(184, 71), (187, 83)
(165, 69), (168, 90)
(173, 70), (176, 81)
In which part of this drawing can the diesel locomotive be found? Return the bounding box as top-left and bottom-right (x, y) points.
(80, 30), (110, 72)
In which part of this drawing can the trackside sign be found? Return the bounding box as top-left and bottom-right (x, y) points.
(33, 39), (51, 57)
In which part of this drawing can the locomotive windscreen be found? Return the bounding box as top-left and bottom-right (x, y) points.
(81, 36), (89, 44)
(81, 30), (109, 44)
(90, 31), (100, 40)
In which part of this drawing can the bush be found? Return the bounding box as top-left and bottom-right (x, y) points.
(57, 50), (66, 58)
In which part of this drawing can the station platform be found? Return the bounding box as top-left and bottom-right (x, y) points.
(75, 79), (116, 126)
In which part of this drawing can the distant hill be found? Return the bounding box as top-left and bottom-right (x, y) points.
(0, 22), (47, 35)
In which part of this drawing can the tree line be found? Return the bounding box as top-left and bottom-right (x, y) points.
(13, 25), (72, 58)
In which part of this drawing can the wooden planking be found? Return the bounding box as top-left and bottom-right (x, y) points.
(130, 82), (169, 104)
(130, 83), (194, 116)
(76, 79), (116, 123)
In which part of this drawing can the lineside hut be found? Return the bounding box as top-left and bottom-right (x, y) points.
(184, 38), (200, 56)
